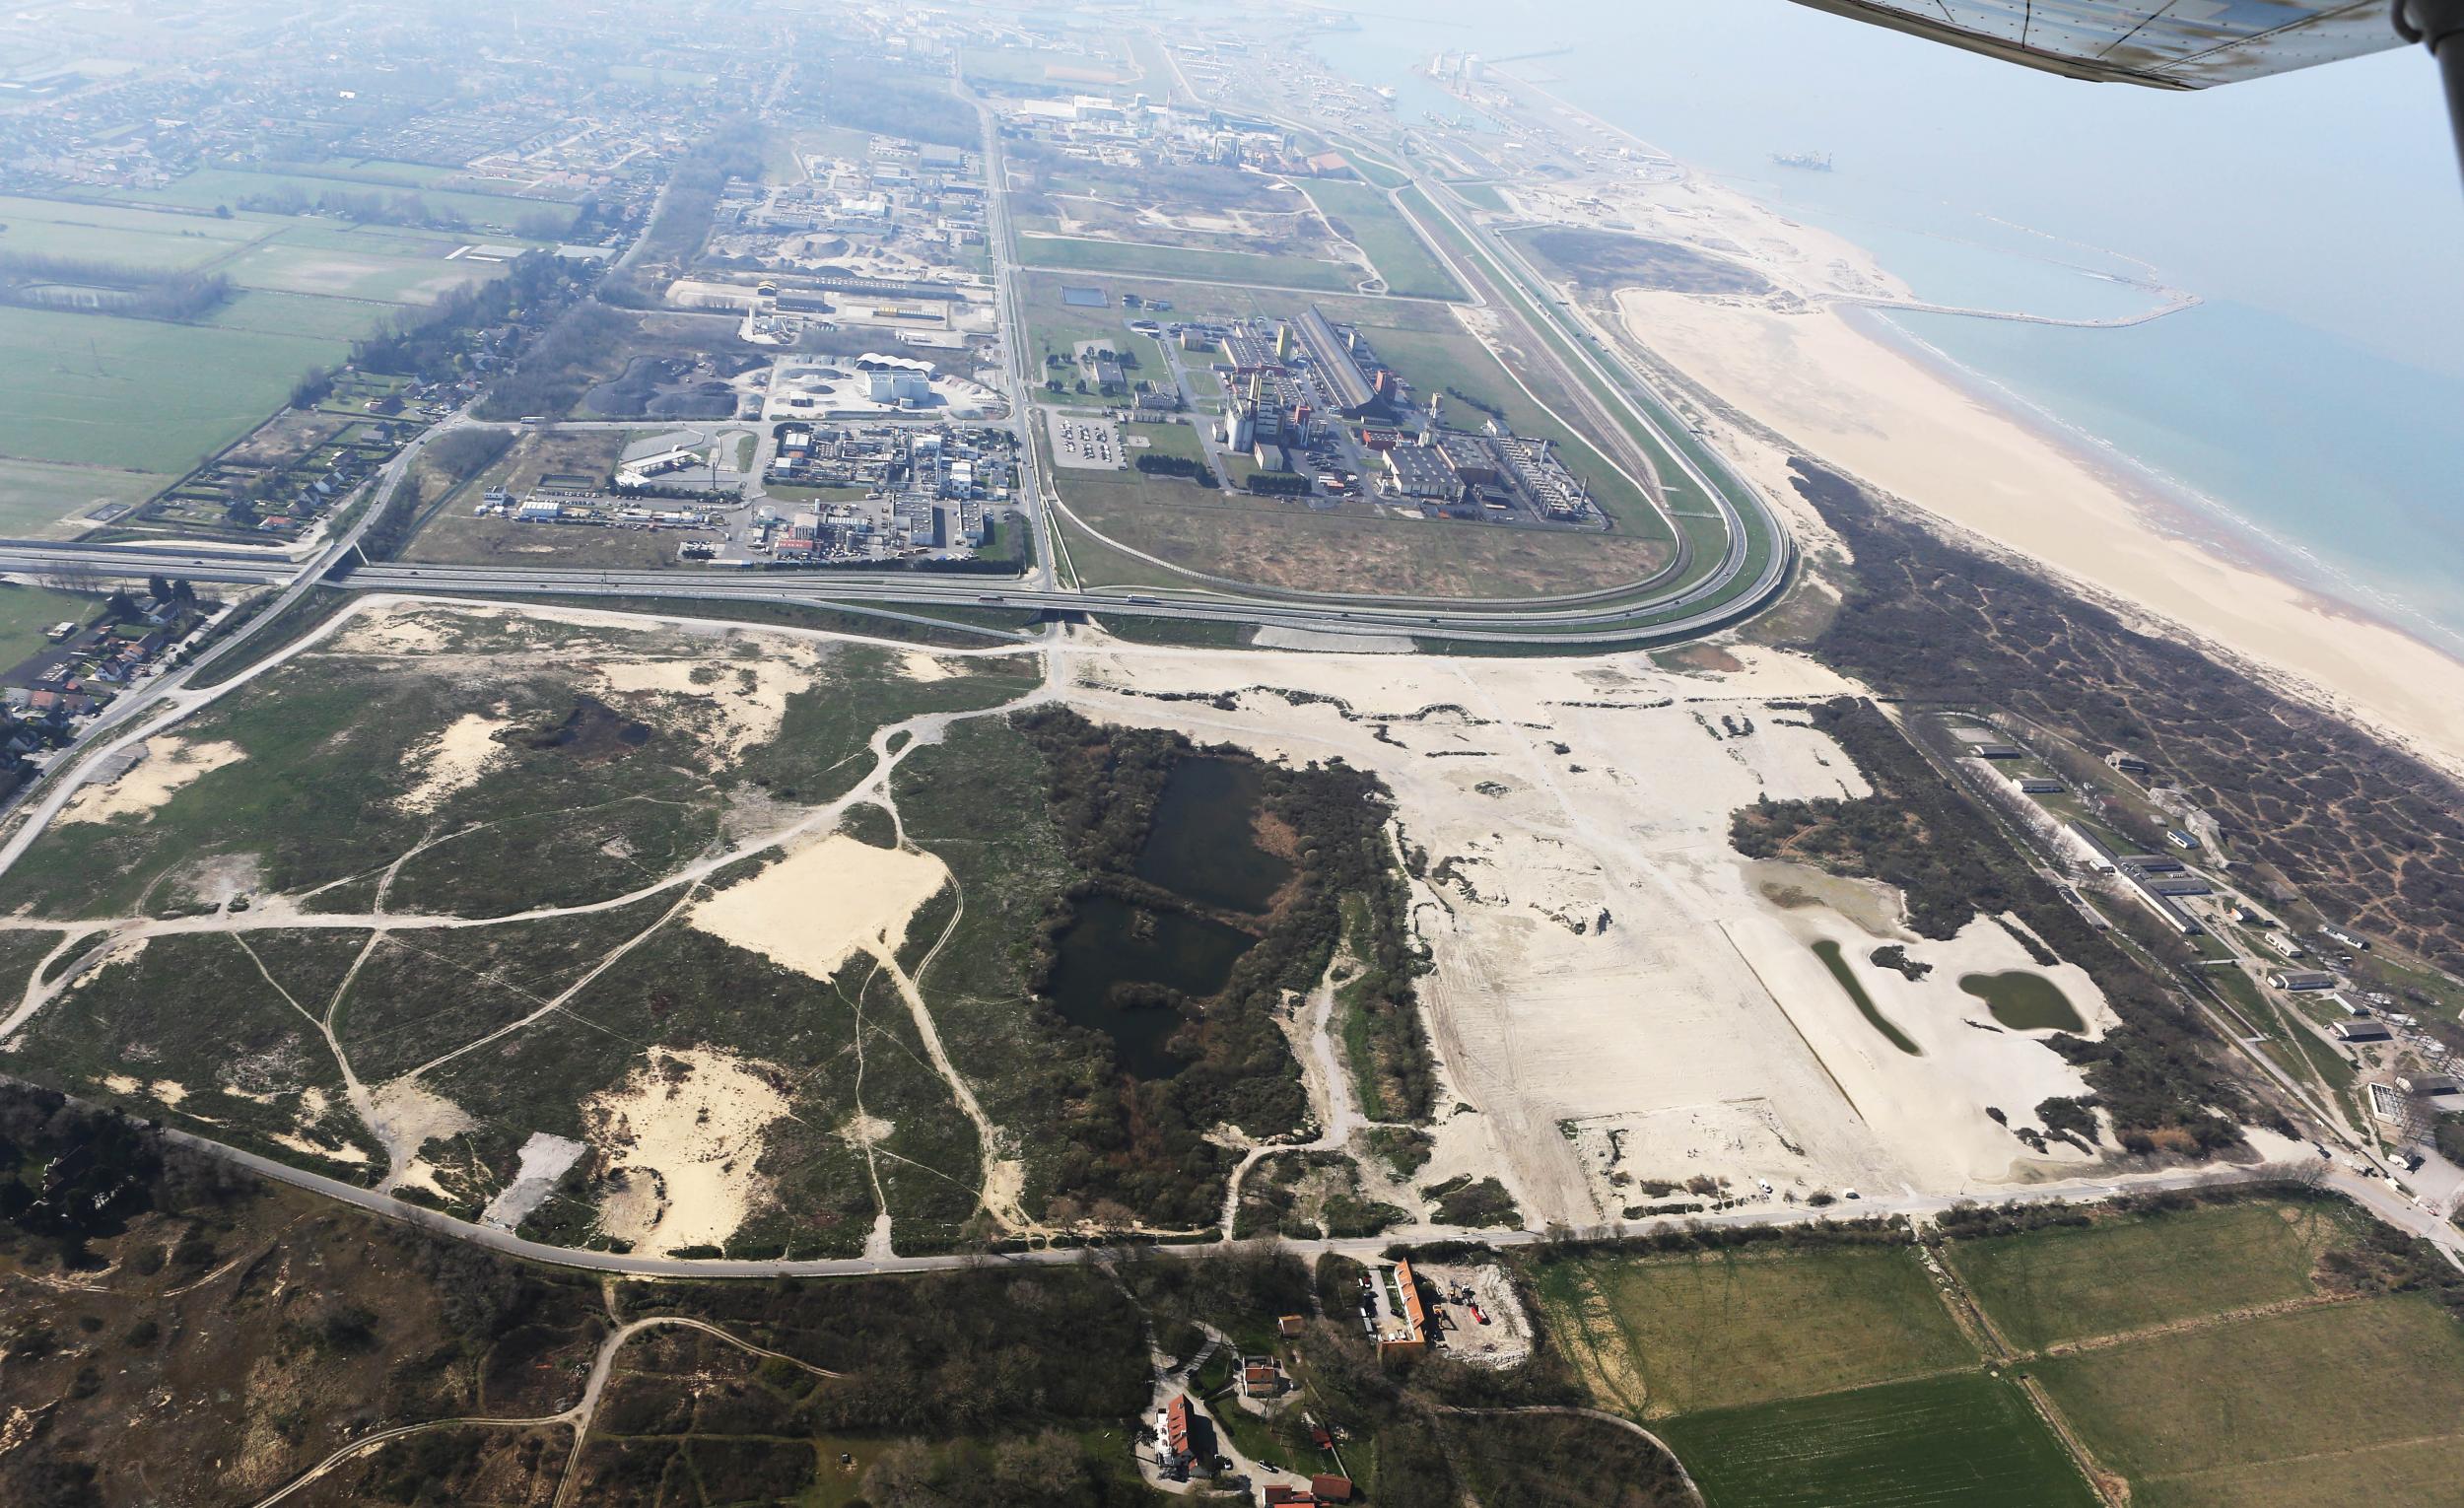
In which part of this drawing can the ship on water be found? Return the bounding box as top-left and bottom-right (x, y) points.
(1771, 150), (1834, 172)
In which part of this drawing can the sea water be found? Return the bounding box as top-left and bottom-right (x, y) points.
(1306, 1), (2464, 650)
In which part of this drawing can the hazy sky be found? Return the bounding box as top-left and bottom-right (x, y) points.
(1344, 0), (2464, 378)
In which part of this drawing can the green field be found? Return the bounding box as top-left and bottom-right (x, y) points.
(1532, 1245), (1978, 1417)
(1300, 179), (1466, 301)
(0, 582), (101, 666)
(2032, 1295), (2464, 1508)
(218, 238), (498, 304)
(0, 305), (352, 478)
(113, 168), (579, 234)
(0, 193), (270, 271)
(206, 288), (407, 341)
(1663, 1373), (2096, 1508)
(1125, 419), (1205, 465)
(1014, 232), (1362, 293)
(1947, 1199), (2348, 1351)
(961, 46), (1134, 87)
(273, 157), (458, 188)
(0, 457), (162, 535)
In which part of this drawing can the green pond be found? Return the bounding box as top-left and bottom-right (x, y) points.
(1043, 895), (1256, 1079)
(1812, 939), (1922, 1056)
(1959, 971), (2087, 1033)
(1134, 755), (1292, 914)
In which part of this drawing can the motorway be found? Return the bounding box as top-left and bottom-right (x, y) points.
(0, 543), (1790, 648)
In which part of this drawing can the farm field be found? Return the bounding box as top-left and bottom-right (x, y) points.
(1662, 1372), (2096, 1508)
(1944, 1197), (2353, 1351)
(2029, 1293), (2464, 1508)
(0, 191), (271, 270)
(0, 304), (352, 479)
(1300, 178), (1467, 301)
(110, 167), (582, 234)
(1013, 231), (1362, 293)
(0, 456), (163, 535)
(1529, 1243), (1978, 1418)
(205, 287), (413, 341)
(218, 237), (501, 304)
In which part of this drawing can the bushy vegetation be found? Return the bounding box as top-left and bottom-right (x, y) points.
(355, 249), (596, 381)
(1134, 452), (1206, 478)
(0, 252), (232, 320)
(1012, 708), (1431, 1223)
(1791, 458), (2464, 976)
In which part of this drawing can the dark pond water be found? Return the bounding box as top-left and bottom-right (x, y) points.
(1134, 756), (1292, 915)
(1044, 894), (1257, 1078)
(1960, 971), (2087, 1033)
(1812, 939), (1922, 1057)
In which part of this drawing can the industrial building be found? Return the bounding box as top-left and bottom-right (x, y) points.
(1293, 305), (1383, 417)
(853, 351), (935, 404)
(1382, 442), (1459, 501)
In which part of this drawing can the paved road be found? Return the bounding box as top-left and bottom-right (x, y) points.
(0, 419), (459, 858)
(154, 1116), (2453, 1279)
(0, 547), (1792, 649)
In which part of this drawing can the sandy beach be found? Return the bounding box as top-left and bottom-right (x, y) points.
(1501, 84), (2464, 778)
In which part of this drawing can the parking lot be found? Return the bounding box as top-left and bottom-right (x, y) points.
(1044, 409), (1125, 470)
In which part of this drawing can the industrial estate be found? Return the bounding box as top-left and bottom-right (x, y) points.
(0, 4), (2457, 1508)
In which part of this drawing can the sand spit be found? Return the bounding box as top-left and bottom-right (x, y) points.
(58, 738), (244, 825)
(396, 713), (511, 815)
(688, 834), (950, 983)
(585, 1048), (789, 1254)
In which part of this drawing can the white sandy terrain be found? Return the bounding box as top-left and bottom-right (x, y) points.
(899, 651), (956, 682)
(1610, 289), (2464, 774)
(365, 1078), (474, 1198)
(1053, 636), (2124, 1226)
(396, 713), (511, 816)
(57, 738), (244, 824)
(687, 834), (950, 982)
(585, 1048), (789, 1255)
(478, 1131), (587, 1231)
(1727, 907), (2111, 1193)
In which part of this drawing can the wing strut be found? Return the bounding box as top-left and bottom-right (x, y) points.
(2397, 1), (2464, 184)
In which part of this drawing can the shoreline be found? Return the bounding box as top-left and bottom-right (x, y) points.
(1480, 68), (2464, 777)
(1853, 305), (2464, 664)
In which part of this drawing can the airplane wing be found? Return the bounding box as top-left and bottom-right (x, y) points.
(1782, 1), (2404, 90)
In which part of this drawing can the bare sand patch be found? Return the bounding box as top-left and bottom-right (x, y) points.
(1729, 906), (2111, 1189)
(688, 834), (950, 982)
(1048, 638), (2137, 1223)
(396, 713), (511, 815)
(59, 739), (244, 825)
(366, 1078), (474, 1195)
(329, 607), (454, 656)
(596, 647), (824, 766)
(478, 1131), (587, 1231)
(269, 1131), (370, 1165)
(584, 1048), (789, 1255)
(899, 651), (956, 682)
(840, 1112), (894, 1145)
